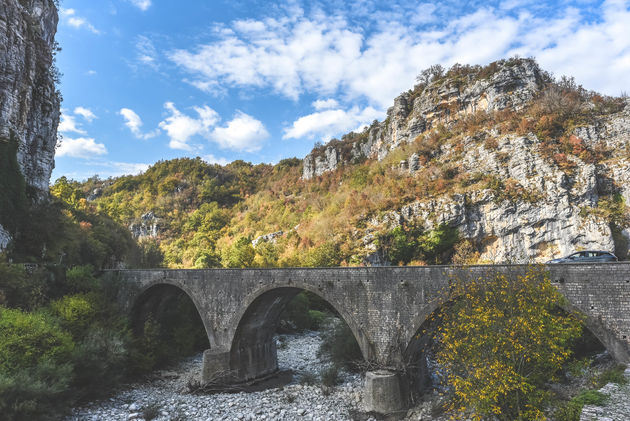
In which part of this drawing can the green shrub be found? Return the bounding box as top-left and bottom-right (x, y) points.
(318, 320), (363, 372)
(0, 307), (75, 420)
(307, 310), (328, 330)
(320, 365), (341, 387)
(50, 293), (99, 338)
(555, 390), (608, 421)
(0, 358), (74, 420)
(0, 259), (27, 308)
(0, 307), (74, 373)
(278, 292), (332, 332)
(594, 365), (628, 388)
(71, 327), (130, 400)
(129, 291), (209, 373)
(302, 242), (341, 267)
(65, 265), (98, 293)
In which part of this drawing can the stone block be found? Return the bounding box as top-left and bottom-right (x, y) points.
(364, 370), (407, 414)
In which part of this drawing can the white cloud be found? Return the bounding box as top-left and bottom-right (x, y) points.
(283, 106), (381, 141)
(202, 154), (231, 166)
(74, 107), (96, 122)
(58, 112), (86, 134)
(158, 102), (218, 150)
(119, 108), (159, 140)
(106, 161), (150, 175)
(129, 0), (152, 11)
(312, 98), (339, 110)
(157, 103), (266, 152)
(57, 137), (107, 158)
(169, 1), (630, 107)
(86, 70), (97, 76)
(60, 8), (100, 34)
(56, 161), (149, 181)
(135, 35), (159, 70)
(209, 112), (269, 152)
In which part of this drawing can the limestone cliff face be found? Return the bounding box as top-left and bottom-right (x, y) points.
(360, 101), (630, 263)
(301, 59), (630, 263)
(0, 0), (60, 247)
(302, 59), (543, 179)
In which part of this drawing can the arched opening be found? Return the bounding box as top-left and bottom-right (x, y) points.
(229, 287), (366, 385)
(403, 302), (449, 406)
(130, 284), (210, 374)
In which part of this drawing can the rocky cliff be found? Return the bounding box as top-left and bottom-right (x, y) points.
(302, 58), (544, 179)
(301, 58), (630, 263)
(0, 0), (60, 247)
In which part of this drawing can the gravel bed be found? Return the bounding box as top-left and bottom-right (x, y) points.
(580, 366), (630, 421)
(66, 332), (367, 421)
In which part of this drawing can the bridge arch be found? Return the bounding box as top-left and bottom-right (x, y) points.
(401, 289), (623, 403)
(131, 281), (217, 349)
(227, 284), (372, 382)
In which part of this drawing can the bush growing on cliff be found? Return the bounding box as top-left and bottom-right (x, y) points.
(433, 267), (583, 420)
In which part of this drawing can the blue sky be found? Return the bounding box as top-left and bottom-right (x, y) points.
(53, 0), (630, 181)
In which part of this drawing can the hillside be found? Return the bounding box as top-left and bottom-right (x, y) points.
(66, 58), (630, 268)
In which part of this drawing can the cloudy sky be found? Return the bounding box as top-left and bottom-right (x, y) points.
(53, 0), (630, 181)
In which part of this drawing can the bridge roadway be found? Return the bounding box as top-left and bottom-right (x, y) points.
(106, 263), (630, 414)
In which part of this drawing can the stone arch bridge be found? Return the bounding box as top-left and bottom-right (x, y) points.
(106, 264), (630, 413)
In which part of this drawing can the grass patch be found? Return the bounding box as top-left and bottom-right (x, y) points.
(593, 364), (628, 388)
(555, 390), (608, 421)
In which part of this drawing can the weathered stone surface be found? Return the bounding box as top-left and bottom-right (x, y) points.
(0, 0), (60, 196)
(0, 225), (11, 250)
(129, 211), (161, 239)
(112, 264), (630, 413)
(300, 62), (630, 264)
(0, 0), (59, 251)
(252, 231), (284, 247)
(364, 370), (407, 414)
(302, 145), (340, 179)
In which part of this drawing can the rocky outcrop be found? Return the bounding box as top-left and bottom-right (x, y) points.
(252, 231), (284, 247)
(302, 58), (543, 180)
(0, 226), (11, 250)
(364, 100), (630, 262)
(299, 57), (630, 263)
(0, 0), (60, 249)
(0, 0), (60, 194)
(129, 212), (161, 240)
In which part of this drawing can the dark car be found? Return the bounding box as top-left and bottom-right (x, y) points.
(547, 250), (618, 263)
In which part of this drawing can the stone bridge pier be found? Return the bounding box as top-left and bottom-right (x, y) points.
(108, 264), (630, 415)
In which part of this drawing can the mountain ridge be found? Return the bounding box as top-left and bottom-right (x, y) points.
(62, 58), (630, 267)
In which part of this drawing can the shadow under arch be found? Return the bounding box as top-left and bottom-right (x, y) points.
(558, 301), (629, 363)
(402, 299), (452, 404)
(228, 285), (371, 382)
(131, 282), (213, 356)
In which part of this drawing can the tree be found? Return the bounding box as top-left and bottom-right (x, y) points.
(433, 267), (583, 420)
(221, 236), (255, 268)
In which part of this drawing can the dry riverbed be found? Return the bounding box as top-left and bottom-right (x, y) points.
(66, 332), (369, 421)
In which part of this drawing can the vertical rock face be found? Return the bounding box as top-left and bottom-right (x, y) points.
(0, 0), (60, 195)
(302, 58), (543, 180)
(0, 0), (59, 248)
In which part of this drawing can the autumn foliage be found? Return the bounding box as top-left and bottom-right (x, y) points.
(433, 267), (583, 420)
